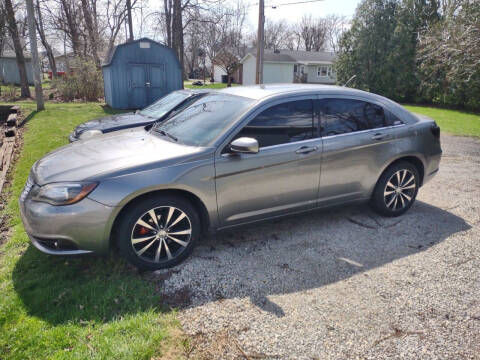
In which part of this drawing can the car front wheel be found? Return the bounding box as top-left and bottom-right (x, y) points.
(371, 161), (420, 217)
(117, 195), (200, 270)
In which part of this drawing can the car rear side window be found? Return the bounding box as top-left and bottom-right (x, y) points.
(237, 99), (316, 148)
(318, 98), (388, 136)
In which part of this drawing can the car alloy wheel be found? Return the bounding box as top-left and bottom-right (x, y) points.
(383, 169), (416, 211)
(371, 161), (419, 217)
(131, 206), (192, 264)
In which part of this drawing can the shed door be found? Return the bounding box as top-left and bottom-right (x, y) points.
(148, 65), (165, 104)
(128, 64), (148, 109)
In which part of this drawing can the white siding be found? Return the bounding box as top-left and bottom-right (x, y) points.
(263, 62), (294, 84)
(242, 55), (256, 85)
(306, 64), (336, 84)
(213, 65), (226, 83)
(242, 57), (294, 85)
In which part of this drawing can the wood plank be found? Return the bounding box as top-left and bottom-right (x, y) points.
(0, 141), (15, 194)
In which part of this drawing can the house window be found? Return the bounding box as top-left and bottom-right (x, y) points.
(294, 65), (298, 73)
(300, 65), (305, 74)
(317, 66), (331, 77)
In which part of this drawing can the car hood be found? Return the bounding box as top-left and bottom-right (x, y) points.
(33, 128), (206, 185)
(74, 112), (153, 134)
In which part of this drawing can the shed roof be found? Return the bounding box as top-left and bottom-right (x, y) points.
(103, 37), (171, 67)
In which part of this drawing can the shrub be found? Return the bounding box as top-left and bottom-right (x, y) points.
(5, 84), (17, 100)
(54, 57), (103, 102)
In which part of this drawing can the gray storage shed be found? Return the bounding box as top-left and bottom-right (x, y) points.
(0, 51), (34, 85)
(102, 38), (182, 109)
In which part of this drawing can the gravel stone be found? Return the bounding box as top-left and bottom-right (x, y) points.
(161, 134), (480, 359)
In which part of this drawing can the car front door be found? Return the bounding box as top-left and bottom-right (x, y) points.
(215, 97), (322, 227)
(317, 96), (402, 206)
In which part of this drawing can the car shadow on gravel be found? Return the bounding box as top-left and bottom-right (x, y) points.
(159, 200), (471, 317)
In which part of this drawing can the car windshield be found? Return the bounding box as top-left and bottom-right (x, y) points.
(139, 91), (193, 118)
(152, 93), (253, 147)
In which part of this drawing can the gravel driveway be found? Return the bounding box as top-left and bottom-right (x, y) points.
(159, 134), (480, 359)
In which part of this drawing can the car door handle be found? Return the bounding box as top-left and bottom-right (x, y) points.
(371, 133), (391, 141)
(295, 146), (318, 154)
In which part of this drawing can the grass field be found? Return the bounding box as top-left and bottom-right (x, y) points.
(404, 105), (480, 138)
(184, 81), (238, 89)
(0, 102), (184, 360)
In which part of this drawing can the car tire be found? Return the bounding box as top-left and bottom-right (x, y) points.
(117, 194), (200, 271)
(370, 161), (420, 217)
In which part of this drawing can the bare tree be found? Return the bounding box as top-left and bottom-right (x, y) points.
(324, 14), (347, 52)
(297, 15), (327, 51)
(213, 0), (247, 87)
(26, 0), (44, 109)
(4, 0), (31, 97)
(54, 0), (84, 56)
(81, 0), (99, 65)
(263, 19), (290, 51)
(163, 0), (172, 46)
(0, 1), (7, 56)
(36, 0), (58, 77)
(126, 0), (133, 41)
(104, 0), (128, 55)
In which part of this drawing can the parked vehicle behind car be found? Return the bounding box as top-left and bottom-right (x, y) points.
(20, 84), (442, 270)
(69, 89), (209, 141)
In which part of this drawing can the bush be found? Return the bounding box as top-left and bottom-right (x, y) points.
(53, 57), (103, 102)
(5, 84), (17, 101)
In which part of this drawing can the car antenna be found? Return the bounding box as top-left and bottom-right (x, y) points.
(343, 75), (356, 87)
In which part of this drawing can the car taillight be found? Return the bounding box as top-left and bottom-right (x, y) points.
(431, 124), (440, 138)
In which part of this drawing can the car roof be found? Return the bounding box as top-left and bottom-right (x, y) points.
(218, 83), (417, 124)
(218, 83), (379, 100)
(178, 88), (211, 95)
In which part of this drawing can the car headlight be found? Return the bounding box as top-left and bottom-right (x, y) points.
(31, 182), (98, 206)
(79, 129), (103, 140)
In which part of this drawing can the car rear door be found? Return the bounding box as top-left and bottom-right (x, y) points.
(215, 97), (322, 227)
(317, 96), (401, 206)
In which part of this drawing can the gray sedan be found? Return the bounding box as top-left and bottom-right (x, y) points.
(19, 84), (442, 270)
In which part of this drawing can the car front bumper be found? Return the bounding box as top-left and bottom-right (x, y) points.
(68, 132), (79, 142)
(19, 193), (116, 256)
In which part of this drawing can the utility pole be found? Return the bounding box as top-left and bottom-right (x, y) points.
(255, 0), (264, 84)
(25, 0), (44, 110)
(126, 0), (134, 42)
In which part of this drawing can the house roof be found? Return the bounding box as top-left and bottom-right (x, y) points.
(0, 50), (32, 59)
(241, 48), (336, 65)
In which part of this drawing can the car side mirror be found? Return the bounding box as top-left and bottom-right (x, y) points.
(230, 137), (259, 154)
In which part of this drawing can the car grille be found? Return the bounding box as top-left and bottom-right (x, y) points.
(20, 174), (34, 201)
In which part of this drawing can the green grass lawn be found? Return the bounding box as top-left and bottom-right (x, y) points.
(0, 102), (184, 360)
(403, 105), (480, 138)
(184, 81), (239, 89)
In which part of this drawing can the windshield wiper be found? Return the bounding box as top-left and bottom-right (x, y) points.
(154, 128), (178, 142)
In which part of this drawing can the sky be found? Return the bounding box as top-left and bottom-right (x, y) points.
(245, 0), (362, 27)
(139, 0), (362, 39)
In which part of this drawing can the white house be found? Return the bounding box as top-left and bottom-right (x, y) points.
(240, 49), (337, 85)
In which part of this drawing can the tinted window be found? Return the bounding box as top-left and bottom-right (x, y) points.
(152, 94), (253, 147)
(385, 110), (404, 126)
(318, 98), (388, 136)
(237, 100), (316, 148)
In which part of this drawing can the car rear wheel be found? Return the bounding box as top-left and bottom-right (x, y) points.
(117, 195), (200, 270)
(371, 161), (419, 217)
